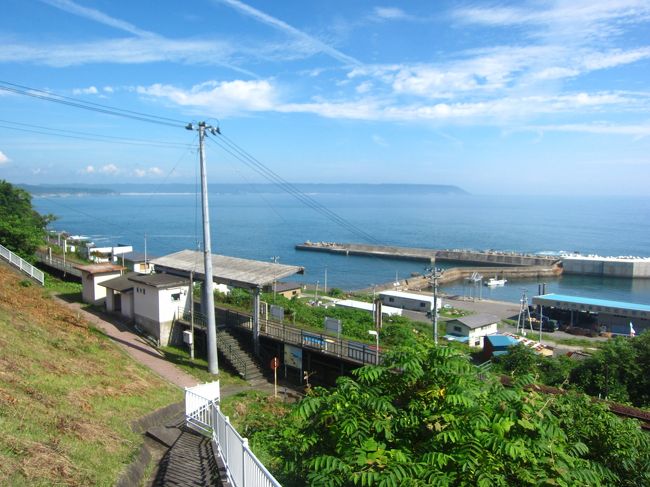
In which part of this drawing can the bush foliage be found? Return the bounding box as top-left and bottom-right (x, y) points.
(242, 343), (649, 486)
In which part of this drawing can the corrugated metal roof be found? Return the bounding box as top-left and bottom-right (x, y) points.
(74, 263), (124, 274)
(151, 250), (305, 289)
(448, 313), (500, 329)
(129, 273), (189, 288)
(486, 335), (519, 347)
(99, 273), (138, 292)
(534, 293), (650, 313)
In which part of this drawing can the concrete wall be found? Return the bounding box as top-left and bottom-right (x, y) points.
(446, 321), (498, 348)
(563, 258), (650, 278)
(133, 283), (190, 346)
(81, 271), (122, 305)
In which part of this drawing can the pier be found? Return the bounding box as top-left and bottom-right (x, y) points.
(296, 242), (561, 267)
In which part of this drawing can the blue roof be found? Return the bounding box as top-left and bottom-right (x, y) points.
(486, 335), (519, 347)
(534, 293), (650, 313)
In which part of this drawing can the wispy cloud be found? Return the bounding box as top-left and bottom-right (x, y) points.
(100, 164), (119, 174)
(0, 150), (9, 164)
(134, 166), (163, 177)
(216, 0), (362, 66)
(41, 0), (155, 37)
(521, 123), (650, 137)
(72, 86), (98, 95)
(80, 165), (95, 174)
(371, 7), (412, 21)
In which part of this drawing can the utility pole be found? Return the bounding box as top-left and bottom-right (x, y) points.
(190, 270), (195, 360)
(271, 256), (279, 302)
(186, 121), (220, 374)
(429, 266), (442, 345)
(324, 266), (328, 296)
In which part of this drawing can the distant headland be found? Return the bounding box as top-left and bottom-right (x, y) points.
(20, 182), (468, 196)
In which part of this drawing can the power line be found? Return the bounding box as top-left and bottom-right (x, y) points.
(0, 120), (192, 149)
(206, 134), (381, 244)
(0, 80), (185, 128)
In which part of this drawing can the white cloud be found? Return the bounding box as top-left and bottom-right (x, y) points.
(216, 0), (361, 66)
(355, 81), (373, 94)
(81, 165), (95, 174)
(372, 7), (410, 21)
(522, 123), (650, 137)
(0, 150), (9, 164)
(372, 134), (388, 146)
(134, 167), (164, 178)
(41, 0), (155, 38)
(103, 86), (114, 93)
(456, 1), (650, 28)
(99, 164), (119, 174)
(72, 86), (98, 95)
(137, 79), (277, 114)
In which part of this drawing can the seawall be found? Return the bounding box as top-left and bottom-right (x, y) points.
(296, 242), (560, 267)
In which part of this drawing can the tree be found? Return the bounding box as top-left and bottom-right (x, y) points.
(266, 343), (634, 486)
(571, 333), (650, 406)
(0, 180), (53, 259)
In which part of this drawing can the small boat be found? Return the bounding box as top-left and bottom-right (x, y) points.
(485, 276), (507, 287)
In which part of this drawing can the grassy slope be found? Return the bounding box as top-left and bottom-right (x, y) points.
(0, 265), (181, 486)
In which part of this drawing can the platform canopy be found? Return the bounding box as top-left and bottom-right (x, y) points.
(150, 250), (304, 289)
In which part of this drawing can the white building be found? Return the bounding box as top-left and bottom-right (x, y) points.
(100, 273), (137, 320)
(84, 244), (133, 263)
(445, 314), (499, 348)
(379, 290), (442, 313)
(333, 299), (402, 316)
(75, 263), (125, 305)
(129, 273), (191, 347)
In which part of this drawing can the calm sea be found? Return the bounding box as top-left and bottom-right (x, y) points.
(32, 189), (650, 305)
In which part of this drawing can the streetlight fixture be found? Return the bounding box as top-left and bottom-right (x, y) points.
(368, 330), (379, 365)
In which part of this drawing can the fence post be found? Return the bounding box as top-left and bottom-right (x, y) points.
(242, 438), (248, 486)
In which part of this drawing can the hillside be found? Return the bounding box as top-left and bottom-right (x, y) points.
(0, 264), (181, 486)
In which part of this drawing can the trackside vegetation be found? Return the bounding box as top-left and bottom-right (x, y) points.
(225, 342), (650, 486)
(0, 180), (53, 259)
(0, 264), (181, 485)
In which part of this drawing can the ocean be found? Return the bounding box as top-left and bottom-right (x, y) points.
(31, 187), (650, 305)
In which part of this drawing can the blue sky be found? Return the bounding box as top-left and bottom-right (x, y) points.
(0, 0), (649, 194)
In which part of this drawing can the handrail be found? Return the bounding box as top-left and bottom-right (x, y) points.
(184, 382), (282, 487)
(179, 305), (382, 366)
(0, 244), (45, 285)
(177, 307), (252, 379)
(34, 250), (82, 277)
(216, 328), (249, 379)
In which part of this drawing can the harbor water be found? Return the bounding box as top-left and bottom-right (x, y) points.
(32, 189), (650, 305)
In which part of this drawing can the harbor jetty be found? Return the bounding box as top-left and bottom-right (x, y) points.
(296, 242), (560, 267)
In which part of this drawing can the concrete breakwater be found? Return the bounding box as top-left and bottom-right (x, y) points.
(358, 265), (562, 293)
(296, 242), (560, 267)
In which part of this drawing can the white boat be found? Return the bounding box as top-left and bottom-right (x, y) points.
(485, 277), (507, 287)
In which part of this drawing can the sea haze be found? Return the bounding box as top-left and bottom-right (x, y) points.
(30, 184), (650, 304)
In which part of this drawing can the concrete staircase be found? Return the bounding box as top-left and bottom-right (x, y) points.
(217, 327), (266, 383)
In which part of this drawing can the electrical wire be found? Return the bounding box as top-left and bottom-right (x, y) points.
(0, 120), (191, 149)
(0, 80), (185, 128)
(206, 134), (381, 245)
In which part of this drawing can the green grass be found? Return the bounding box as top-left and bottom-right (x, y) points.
(43, 273), (83, 301)
(0, 267), (181, 486)
(160, 345), (248, 387)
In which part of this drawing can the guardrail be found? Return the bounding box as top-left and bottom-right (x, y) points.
(185, 381), (282, 487)
(34, 250), (82, 277)
(0, 244), (45, 285)
(179, 305), (382, 366)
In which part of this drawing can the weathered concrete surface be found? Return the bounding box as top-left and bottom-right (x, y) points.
(297, 242), (560, 267)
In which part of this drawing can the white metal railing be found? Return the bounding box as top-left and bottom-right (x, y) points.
(184, 381), (282, 487)
(0, 244), (45, 285)
(213, 405), (282, 487)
